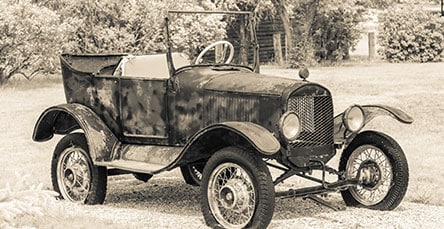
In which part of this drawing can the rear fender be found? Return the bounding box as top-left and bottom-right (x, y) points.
(33, 103), (118, 162)
(166, 122), (281, 169)
(334, 104), (413, 144)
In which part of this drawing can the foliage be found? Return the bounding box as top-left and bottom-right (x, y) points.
(0, 174), (58, 228)
(289, 0), (364, 67)
(378, 4), (444, 62)
(312, 1), (364, 61)
(48, 0), (228, 57)
(0, 0), (70, 85)
(355, 0), (396, 9)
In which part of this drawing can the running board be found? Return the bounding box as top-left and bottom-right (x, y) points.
(95, 144), (182, 174)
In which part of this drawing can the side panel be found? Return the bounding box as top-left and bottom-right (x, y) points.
(33, 104), (118, 162)
(61, 58), (122, 136)
(119, 79), (168, 138)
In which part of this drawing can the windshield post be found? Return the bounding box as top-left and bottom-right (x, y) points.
(249, 13), (260, 73)
(164, 16), (179, 92)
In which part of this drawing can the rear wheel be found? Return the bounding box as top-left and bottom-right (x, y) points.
(51, 133), (107, 204)
(200, 147), (275, 228)
(180, 162), (205, 186)
(339, 131), (409, 210)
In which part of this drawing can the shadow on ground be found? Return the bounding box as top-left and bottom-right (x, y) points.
(105, 174), (341, 219)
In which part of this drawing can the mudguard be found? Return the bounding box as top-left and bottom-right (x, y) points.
(164, 121), (281, 170)
(334, 104), (413, 144)
(32, 103), (118, 162)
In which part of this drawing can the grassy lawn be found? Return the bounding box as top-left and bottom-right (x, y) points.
(0, 62), (443, 227)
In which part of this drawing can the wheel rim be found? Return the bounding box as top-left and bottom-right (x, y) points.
(57, 146), (91, 202)
(207, 162), (256, 228)
(346, 145), (393, 206)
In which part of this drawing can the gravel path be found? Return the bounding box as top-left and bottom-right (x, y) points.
(47, 173), (444, 228)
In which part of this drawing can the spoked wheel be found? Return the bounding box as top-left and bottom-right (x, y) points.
(180, 162), (205, 186)
(339, 131), (409, 210)
(201, 147), (274, 229)
(51, 133), (107, 204)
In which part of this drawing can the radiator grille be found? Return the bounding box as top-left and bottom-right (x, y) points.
(287, 95), (333, 147)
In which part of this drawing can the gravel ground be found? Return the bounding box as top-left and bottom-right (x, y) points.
(38, 172), (443, 229)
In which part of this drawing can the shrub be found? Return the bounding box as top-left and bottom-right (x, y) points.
(311, 2), (364, 62)
(378, 5), (444, 62)
(288, 0), (364, 67)
(0, 174), (58, 228)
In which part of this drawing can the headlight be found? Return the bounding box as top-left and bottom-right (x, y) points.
(342, 105), (365, 133)
(279, 112), (301, 141)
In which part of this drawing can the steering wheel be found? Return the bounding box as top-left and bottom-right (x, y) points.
(195, 40), (234, 65)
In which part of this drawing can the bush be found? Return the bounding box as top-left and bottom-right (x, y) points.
(288, 0), (364, 67)
(0, 174), (58, 228)
(0, 0), (70, 85)
(378, 5), (444, 62)
(311, 2), (364, 62)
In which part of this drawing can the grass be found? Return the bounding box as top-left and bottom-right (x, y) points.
(0, 62), (443, 227)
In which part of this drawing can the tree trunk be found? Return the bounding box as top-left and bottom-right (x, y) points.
(273, 33), (283, 65)
(239, 16), (248, 65)
(271, 0), (293, 52)
(302, 0), (319, 48)
(0, 68), (8, 85)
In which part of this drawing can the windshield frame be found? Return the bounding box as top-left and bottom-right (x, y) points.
(164, 10), (259, 77)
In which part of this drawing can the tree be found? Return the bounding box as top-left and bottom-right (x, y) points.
(0, 0), (69, 85)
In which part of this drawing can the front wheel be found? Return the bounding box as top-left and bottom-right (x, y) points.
(51, 133), (107, 204)
(339, 131), (409, 210)
(200, 147), (275, 229)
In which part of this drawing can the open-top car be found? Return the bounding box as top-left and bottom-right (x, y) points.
(33, 11), (413, 228)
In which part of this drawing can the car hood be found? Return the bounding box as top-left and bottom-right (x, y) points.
(176, 67), (307, 96)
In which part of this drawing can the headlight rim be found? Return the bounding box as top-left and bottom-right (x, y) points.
(279, 111), (302, 142)
(342, 105), (365, 133)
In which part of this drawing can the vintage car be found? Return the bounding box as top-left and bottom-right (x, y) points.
(33, 11), (413, 228)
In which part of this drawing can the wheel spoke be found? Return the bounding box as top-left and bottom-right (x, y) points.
(208, 162), (256, 228)
(57, 147), (91, 202)
(347, 145), (393, 206)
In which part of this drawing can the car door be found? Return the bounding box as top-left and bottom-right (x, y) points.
(118, 55), (170, 139)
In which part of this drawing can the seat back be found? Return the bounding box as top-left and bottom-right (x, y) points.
(115, 53), (189, 79)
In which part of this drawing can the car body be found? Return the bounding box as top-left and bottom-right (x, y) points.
(33, 11), (413, 228)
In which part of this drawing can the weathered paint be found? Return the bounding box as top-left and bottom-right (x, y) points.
(333, 104), (414, 144)
(168, 67), (311, 145)
(61, 54), (123, 136)
(53, 54), (340, 170)
(95, 144), (183, 174)
(120, 78), (168, 138)
(33, 103), (118, 162)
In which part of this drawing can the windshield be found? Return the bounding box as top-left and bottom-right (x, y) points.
(165, 11), (258, 72)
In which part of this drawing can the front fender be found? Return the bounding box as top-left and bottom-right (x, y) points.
(334, 104), (413, 144)
(33, 103), (118, 162)
(165, 122), (281, 170)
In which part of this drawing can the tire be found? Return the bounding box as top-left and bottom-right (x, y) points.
(339, 131), (409, 210)
(200, 147), (275, 229)
(51, 133), (107, 204)
(180, 162), (205, 186)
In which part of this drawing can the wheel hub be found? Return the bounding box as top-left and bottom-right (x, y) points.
(63, 168), (76, 188)
(359, 161), (382, 189)
(219, 179), (250, 211)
